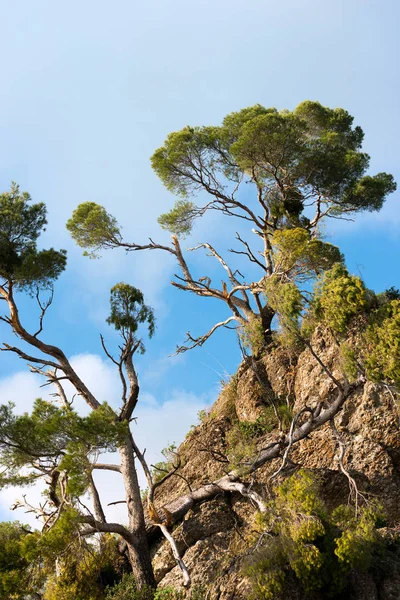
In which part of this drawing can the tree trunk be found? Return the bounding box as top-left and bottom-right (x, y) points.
(119, 435), (155, 588)
(260, 304), (274, 341)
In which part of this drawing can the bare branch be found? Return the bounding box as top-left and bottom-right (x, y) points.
(268, 407), (314, 483)
(1, 343), (60, 369)
(152, 455), (182, 493)
(147, 379), (360, 532)
(79, 515), (135, 542)
(175, 316), (238, 354)
(92, 463), (121, 473)
(302, 338), (343, 391)
(159, 523), (191, 587)
(33, 288), (54, 338)
(100, 334), (119, 366)
(330, 418), (366, 512)
(229, 232), (268, 272)
(0, 285), (101, 410)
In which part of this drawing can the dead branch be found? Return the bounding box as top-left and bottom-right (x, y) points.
(0, 284), (100, 411)
(229, 232), (268, 272)
(268, 407), (314, 483)
(79, 515), (136, 542)
(159, 523), (191, 587)
(330, 418), (366, 512)
(92, 463), (121, 473)
(175, 316), (238, 354)
(146, 379), (360, 533)
(33, 288), (54, 338)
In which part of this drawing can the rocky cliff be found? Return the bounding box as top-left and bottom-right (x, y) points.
(147, 327), (400, 599)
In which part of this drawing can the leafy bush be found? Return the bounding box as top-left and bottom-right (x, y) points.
(271, 228), (343, 282)
(43, 534), (123, 600)
(239, 316), (266, 356)
(210, 374), (238, 421)
(105, 577), (205, 600)
(364, 299), (400, 386)
(245, 471), (383, 599)
(311, 264), (368, 334)
(264, 277), (303, 328)
(339, 342), (359, 382)
(105, 574), (153, 600)
(0, 522), (42, 600)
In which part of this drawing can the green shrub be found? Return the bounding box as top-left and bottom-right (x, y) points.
(339, 342), (359, 382)
(225, 422), (258, 473)
(271, 228), (343, 282)
(364, 299), (400, 386)
(239, 316), (266, 356)
(210, 374), (238, 421)
(105, 574), (153, 600)
(105, 579), (205, 600)
(225, 400), (293, 472)
(245, 470), (383, 599)
(312, 264), (368, 334)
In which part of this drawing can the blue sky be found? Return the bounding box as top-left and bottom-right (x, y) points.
(0, 0), (399, 521)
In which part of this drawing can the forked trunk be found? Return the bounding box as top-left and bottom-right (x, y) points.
(119, 435), (155, 588)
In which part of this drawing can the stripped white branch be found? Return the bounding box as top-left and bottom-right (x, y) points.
(159, 524), (191, 587)
(175, 316), (238, 354)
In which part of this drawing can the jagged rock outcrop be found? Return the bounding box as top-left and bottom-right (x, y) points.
(147, 327), (400, 599)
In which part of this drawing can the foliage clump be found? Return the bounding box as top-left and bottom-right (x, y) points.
(0, 522), (41, 600)
(225, 400), (292, 472)
(41, 534), (123, 600)
(364, 299), (400, 387)
(107, 282), (155, 350)
(0, 183), (66, 291)
(245, 471), (383, 599)
(239, 316), (266, 356)
(339, 342), (359, 382)
(264, 276), (304, 349)
(66, 201), (122, 257)
(158, 200), (197, 237)
(271, 228), (343, 282)
(151, 102), (396, 236)
(105, 575), (205, 600)
(310, 264), (368, 334)
(0, 399), (127, 492)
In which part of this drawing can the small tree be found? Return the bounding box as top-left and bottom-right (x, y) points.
(0, 188), (157, 588)
(67, 101), (395, 353)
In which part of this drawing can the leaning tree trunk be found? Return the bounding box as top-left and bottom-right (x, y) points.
(118, 435), (155, 588)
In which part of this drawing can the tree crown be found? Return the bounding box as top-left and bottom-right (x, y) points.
(66, 201), (122, 258)
(0, 183), (66, 291)
(107, 283), (155, 353)
(152, 101), (396, 235)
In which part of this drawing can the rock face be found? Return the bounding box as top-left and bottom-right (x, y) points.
(149, 328), (400, 599)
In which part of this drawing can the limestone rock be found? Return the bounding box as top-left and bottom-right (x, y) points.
(149, 327), (400, 598)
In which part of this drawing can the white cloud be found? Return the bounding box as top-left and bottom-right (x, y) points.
(0, 354), (213, 527)
(141, 353), (185, 387)
(0, 371), (52, 413)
